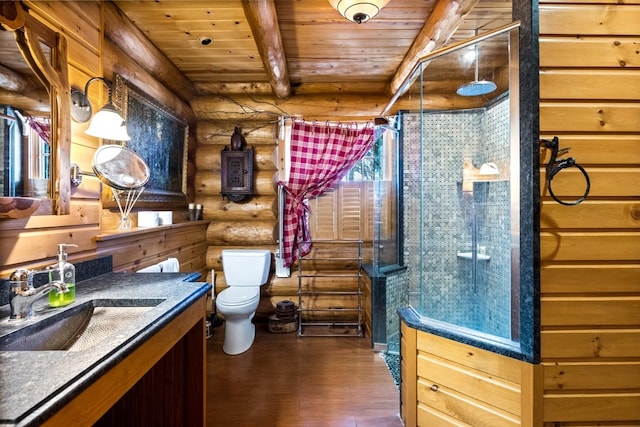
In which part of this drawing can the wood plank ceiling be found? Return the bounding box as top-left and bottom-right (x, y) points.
(113, 0), (513, 111)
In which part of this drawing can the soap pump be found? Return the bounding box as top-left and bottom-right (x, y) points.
(48, 243), (78, 307)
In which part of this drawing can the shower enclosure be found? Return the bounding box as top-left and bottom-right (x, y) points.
(402, 98), (513, 339)
(373, 24), (531, 354)
(410, 28), (517, 341)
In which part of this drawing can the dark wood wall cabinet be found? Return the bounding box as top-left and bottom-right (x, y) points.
(220, 146), (254, 202)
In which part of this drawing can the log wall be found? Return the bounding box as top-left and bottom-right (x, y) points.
(362, 272), (373, 341)
(194, 118), (279, 318)
(268, 241), (364, 322)
(193, 97), (369, 323)
(539, 1), (640, 425)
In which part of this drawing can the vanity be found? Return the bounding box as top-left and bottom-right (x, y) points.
(0, 273), (211, 427)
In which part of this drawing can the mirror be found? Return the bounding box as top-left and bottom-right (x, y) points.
(0, 31), (50, 199)
(0, 1), (71, 216)
(92, 144), (150, 230)
(92, 145), (150, 190)
(112, 74), (188, 207)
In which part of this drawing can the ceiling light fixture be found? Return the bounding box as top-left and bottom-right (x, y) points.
(70, 77), (130, 141)
(328, 0), (390, 24)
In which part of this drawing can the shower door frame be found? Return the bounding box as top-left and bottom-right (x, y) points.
(393, 22), (540, 363)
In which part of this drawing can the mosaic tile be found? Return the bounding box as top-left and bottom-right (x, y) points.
(396, 99), (512, 339)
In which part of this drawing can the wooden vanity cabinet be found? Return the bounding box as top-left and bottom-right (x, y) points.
(42, 294), (208, 427)
(400, 320), (541, 426)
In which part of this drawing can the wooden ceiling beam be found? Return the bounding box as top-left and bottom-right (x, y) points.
(387, 0), (479, 97)
(104, 2), (194, 104)
(241, 0), (291, 99)
(191, 93), (482, 122)
(0, 63), (30, 92)
(103, 39), (196, 126)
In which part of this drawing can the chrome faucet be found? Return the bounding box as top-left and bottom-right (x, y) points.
(8, 268), (68, 320)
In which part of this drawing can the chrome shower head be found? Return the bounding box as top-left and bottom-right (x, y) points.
(456, 80), (497, 97)
(457, 32), (496, 97)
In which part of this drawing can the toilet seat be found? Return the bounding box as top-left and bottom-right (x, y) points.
(218, 287), (259, 306)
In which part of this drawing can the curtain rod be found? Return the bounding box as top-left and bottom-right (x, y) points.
(280, 116), (374, 128)
(0, 112), (18, 122)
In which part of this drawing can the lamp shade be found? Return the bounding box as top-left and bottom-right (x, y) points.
(85, 103), (131, 141)
(328, 0), (390, 24)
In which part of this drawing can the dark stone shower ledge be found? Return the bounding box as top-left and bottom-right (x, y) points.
(398, 307), (535, 362)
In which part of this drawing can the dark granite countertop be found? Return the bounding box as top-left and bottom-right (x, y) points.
(0, 272), (211, 427)
(398, 307), (531, 362)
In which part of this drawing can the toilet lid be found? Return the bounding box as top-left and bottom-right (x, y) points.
(217, 287), (259, 306)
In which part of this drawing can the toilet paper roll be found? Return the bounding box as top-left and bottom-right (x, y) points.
(138, 211), (159, 227)
(138, 263), (162, 273)
(157, 211), (173, 225)
(158, 257), (179, 273)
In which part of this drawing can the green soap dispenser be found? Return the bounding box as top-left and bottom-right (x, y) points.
(49, 243), (78, 307)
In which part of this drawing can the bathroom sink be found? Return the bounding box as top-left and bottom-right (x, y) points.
(0, 299), (164, 352)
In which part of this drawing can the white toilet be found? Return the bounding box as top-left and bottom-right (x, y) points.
(216, 249), (271, 355)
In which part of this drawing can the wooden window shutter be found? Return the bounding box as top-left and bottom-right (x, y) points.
(308, 182), (375, 241)
(339, 182), (365, 240)
(308, 188), (338, 240)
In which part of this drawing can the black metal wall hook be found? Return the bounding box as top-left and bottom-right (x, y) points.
(540, 136), (590, 206)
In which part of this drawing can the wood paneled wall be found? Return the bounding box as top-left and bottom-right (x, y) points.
(539, 1), (640, 425)
(401, 322), (542, 426)
(1, 2), (206, 282)
(0, 1), (102, 278)
(96, 222), (209, 276)
(401, 2), (640, 425)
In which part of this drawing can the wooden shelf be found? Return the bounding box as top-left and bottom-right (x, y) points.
(96, 220), (209, 241)
(297, 240), (363, 337)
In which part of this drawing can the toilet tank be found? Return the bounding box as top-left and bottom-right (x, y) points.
(222, 249), (271, 286)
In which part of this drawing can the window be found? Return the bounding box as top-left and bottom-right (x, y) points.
(308, 127), (401, 268)
(342, 132), (386, 182)
(277, 119), (401, 267)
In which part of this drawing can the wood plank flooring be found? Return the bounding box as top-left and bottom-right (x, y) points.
(206, 320), (403, 427)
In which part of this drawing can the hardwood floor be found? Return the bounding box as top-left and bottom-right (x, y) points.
(206, 320), (403, 427)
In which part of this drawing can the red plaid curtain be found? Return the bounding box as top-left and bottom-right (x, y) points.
(28, 117), (50, 144)
(279, 120), (375, 267)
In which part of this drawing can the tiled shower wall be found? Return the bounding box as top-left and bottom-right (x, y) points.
(397, 97), (512, 339)
(385, 270), (407, 353)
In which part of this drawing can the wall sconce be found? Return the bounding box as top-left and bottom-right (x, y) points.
(328, 0), (390, 24)
(69, 163), (96, 187)
(70, 77), (130, 141)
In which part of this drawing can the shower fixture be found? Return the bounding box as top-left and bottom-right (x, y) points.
(456, 36), (496, 97)
(462, 160), (502, 191)
(479, 162), (500, 176)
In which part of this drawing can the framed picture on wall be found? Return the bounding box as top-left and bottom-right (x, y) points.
(111, 73), (188, 207)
